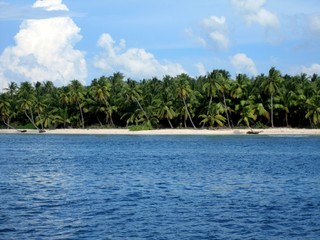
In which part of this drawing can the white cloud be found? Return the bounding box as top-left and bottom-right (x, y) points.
(194, 62), (207, 76)
(0, 1), (87, 87)
(300, 63), (320, 76)
(231, 0), (279, 28)
(231, 53), (258, 76)
(209, 31), (229, 50)
(201, 16), (229, 50)
(201, 16), (226, 29)
(231, 0), (266, 12)
(245, 8), (279, 27)
(94, 33), (186, 79)
(0, 17), (87, 86)
(186, 16), (229, 50)
(185, 28), (206, 47)
(33, 0), (68, 12)
(0, 71), (8, 91)
(309, 14), (320, 35)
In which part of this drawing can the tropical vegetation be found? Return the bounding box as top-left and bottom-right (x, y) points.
(1, 68), (320, 131)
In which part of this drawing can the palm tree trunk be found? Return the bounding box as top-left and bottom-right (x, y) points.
(202, 94), (212, 128)
(96, 114), (103, 127)
(2, 117), (25, 132)
(25, 110), (39, 130)
(182, 97), (196, 129)
(285, 112), (289, 127)
(222, 93), (231, 128)
(37, 108), (44, 130)
(167, 118), (173, 128)
(270, 94), (275, 128)
(133, 96), (148, 121)
(309, 117), (314, 129)
(103, 97), (114, 127)
(78, 101), (85, 128)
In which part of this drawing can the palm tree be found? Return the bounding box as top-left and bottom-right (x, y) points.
(18, 82), (39, 130)
(202, 71), (222, 127)
(305, 91), (320, 128)
(34, 82), (46, 131)
(0, 94), (12, 128)
(199, 102), (226, 128)
(121, 79), (152, 128)
(263, 67), (283, 127)
(90, 76), (115, 126)
(68, 80), (86, 128)
(216, 71), (232, 128)
(174, 73), (197, 129)
(157, 100), (176, 128)
(235, 100), (257, 129)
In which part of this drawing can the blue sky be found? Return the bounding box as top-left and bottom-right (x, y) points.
(0, 0), (320, 88)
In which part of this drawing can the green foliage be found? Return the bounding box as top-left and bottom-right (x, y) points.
(128, 123), (153, 131)
(1, 69), (319, 130)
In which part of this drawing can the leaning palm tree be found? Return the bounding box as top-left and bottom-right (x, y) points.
(68, 80), (86, 128)
(90, 76), (115, 126)
(174, 73), (197, 129)
(34, 82), (46, 132)
(18, 82), (39, 130)
(123, 79), (149, 124)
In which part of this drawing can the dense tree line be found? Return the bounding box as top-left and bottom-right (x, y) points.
(1, 67), (320, 131)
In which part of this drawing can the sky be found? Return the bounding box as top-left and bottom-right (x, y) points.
(0, 0), (320, 89)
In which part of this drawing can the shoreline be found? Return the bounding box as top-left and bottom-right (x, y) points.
(0, 128), (320, 135)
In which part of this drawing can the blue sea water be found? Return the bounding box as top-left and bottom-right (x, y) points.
(0, 134), (320, 240)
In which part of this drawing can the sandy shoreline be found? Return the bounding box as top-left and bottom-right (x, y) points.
(0, 128), (320, 135)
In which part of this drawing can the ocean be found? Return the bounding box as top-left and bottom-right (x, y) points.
(0, 134), (319, 239)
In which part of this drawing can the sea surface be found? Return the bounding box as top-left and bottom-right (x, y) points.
(0, 134), (319, 239)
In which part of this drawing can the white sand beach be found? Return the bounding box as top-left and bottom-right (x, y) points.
(1, 128), (320, 135)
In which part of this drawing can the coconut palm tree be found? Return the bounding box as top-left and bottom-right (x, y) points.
(174, 73), (197, 129)
(263, 67), (283, 127)
(216, 71), (232, 128)
(199, 102), (226, 128)
(0, 94), (12, 128)
(122, 79), (150, 127)
(18, 82), (39, 130)
(202, 71), (222, 127)
(68, 80), (86, 128)
(90, 76), (115, 126)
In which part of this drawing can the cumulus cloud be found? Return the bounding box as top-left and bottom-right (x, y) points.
(194, 62), (207, 76)
(0, 0), (87, 87)
(32, 0), (68, 12)
(202, 16), (229, 50)
(186, 16), (229, 51)
(231, 53), (258, 76)
(231, 0), (279, 28)
(300, 63), (320, 76)
(0, 71), (8, 91)
(94, 33), (186, 79)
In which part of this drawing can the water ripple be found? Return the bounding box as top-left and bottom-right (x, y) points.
(0, 135), (320, 239)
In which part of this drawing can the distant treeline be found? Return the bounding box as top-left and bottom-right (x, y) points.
(1, 67), (320, 130)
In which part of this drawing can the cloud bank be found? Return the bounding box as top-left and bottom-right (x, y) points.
(94, 33), (186, 79)
(0, 0), (87, 89)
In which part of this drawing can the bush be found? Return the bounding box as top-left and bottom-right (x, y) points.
(128, 124), (153, 131)
(253, 121), (268, 129)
